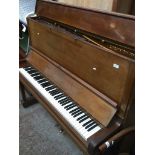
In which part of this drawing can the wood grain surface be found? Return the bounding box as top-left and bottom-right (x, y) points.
(35, 0), (135, 47)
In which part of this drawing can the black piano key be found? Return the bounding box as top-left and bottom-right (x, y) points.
(25, 67), (34, 70)
(69, 107), (79, 114)
(64, 103), (74, 109)
(41, 82), (51, 88)
(54, 92), (61, 96)
(73, 111), (83, 118)
(54, 95), (65, 100)
(71, 108), (81, 113)
(49, 88), (59, 93)
(26, 68), (34, 71)
(24, 66), (32, 71)
(34, 75), (44, 80)
(37, 78), (46, 82)
(54, 94), (65, 100)
(77, 114), (87, 121)
(52, 88), (62, 92)
(26, 68), (36, 71)
(37, 79), (47, 84)
(28, 70), (36, 74)
(87, 124), (98, 132)
(50, 89), (61, 96)
(60, 100), (71, 105)
(50, 92), (60, 96)
(71, 109), (81, 116)
(30, 72), (39, 76)
(61, 101), (71, 106)
(59, 97), (71, 103)
(58, 97), (68, 103)
(31, 73), (40, 78)
(45, 85), (56, 91)
(27, 70), (37, 74)
(69, 108), (80, 114)
(65, 103), (76, 110)
(82, 120), (93, 127)
(65, 97), (72, 101)
(85, 121), (96, 129)
(31, 73), (40, 77)
(79, 116), (89, 123)
(66, 105), (76, 110)
(30, 72), (40, 77)
(62, 100), (72, 104)
(58, 97), (71, 103)
(62, 97), (71, 102)
(24, 68), (33, 71)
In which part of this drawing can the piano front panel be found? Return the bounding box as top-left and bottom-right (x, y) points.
(28, 18), (134, 115)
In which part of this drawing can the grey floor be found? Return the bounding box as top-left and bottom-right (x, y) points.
(19, 102), (84, 155)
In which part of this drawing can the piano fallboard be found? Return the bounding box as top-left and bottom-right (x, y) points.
(25, 50), (117, 127)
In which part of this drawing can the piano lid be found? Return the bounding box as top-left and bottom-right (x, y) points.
(35, 0), (135, 47)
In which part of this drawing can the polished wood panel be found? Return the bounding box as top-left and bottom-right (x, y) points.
(26, 50), (117, 126)
(28, 18), (134, 118)
(35, 0), (135, 47)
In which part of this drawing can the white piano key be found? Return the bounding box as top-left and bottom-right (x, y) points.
(74, 113), (85, 119)
(44, 85), (53, 89)
(37, 78), (46, 82)
(67, 106), (78, 112)
(57, 96), (68, 101)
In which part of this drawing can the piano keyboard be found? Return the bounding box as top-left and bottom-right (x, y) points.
(19, 66), (102, 140)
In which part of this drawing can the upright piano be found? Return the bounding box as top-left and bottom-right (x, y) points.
(19, 1), (135, 154)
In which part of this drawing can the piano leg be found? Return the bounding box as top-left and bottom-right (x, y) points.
(20, 82), (38, 108)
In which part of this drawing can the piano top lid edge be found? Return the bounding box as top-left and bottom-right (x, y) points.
(34, 0), (135, 47)
(37, 0), (135, 20)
